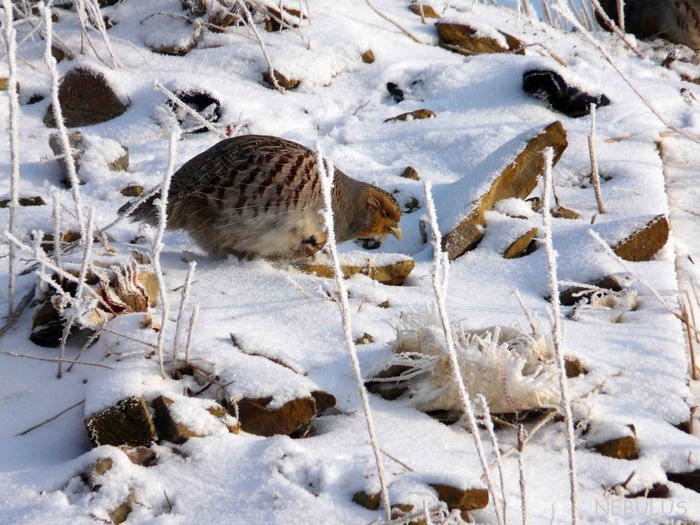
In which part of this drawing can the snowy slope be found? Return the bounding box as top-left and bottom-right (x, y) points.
(2, 1), (700, 523)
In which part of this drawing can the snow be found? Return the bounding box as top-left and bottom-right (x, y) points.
(2, 1), (700, 524)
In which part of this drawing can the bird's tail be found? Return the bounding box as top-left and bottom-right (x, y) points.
(118, 192), (160, 226)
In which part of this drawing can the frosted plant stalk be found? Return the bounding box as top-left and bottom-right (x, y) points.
(477, 395), (507, 524)
(316, 145), (391, 520)
(33, 233), (47, 295)
(57, 208), (95, 378)
(616, 0), (625, 31)
(541, 147), (578, 525)
(518, 424), (528, 525)
(184, 304), (200, 366)
(52, 190), (63, 267)
(172, 261), (196, 373)
(554, 1), (700, 144)
(5, 232), (112, 311)
(84, 0), (122, 68)
(422, 181), (505, 525)
(363, 0), (426, 44)
(588, 104), (606, 214)
(153, 81), (227, 138)
(154, 130), (180, 378)
(585, 0), (642, 58)
(42, 2), (86, 239)
(3, 0), (21, 316)
(235, 0), (285, 93)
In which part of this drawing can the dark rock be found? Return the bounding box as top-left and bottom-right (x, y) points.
(120, 446), (157, 467)
(0, 196), (46, 207)
(401, 166), (420, 180)
(354, 333), (375, 345)
(409, 4), (440, 18)
(299, 257), (415, 285)
(353, 490), (381, 510)
(384, 109), (435, 123)
(430, 483), (489, 513)
(262, 69), (300, 90)
(85, 396), (157, 448)
(403, 196), (421, 214)
(593, 435), (639, 460)
(386, 82), (405, 103)
(166, 90), (222, 134)
(120, 185), (143, 198)
(523, 69), (611, 118)
(236, 396), (317, 436)
(436, 21), (524, 56)
(613, 214), (670, 262)
(626, 483), (670, 498)
(565, 356), (587, 378)
(265, 6), (305, 32)
(26, 94), (45, 105)
(667, 469), (700, 492)
(30, 298), (66, 348)
(310, 391), (336, 413)
(44, 67), (128, 128)
(558, 275), (623, 306)
(443, 121), (568, 260)
(503, 228), (538, 259)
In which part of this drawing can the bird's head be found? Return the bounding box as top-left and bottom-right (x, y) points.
(363, 186), (403, 242)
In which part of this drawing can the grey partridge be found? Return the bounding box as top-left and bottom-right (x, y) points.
(126, 135), (403, 259)
(598, 0), (700, 50)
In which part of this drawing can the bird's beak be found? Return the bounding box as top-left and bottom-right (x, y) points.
(390, 225), (403, 241)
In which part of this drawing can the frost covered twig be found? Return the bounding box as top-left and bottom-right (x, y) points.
(586, 0), (642, 58)
(477, 395), (507, 524)
(57, 208), (95, 379)
(316, 145), (391, 520)
(83, 0), (123, 68)
(518, 424), (528, 525)
(363, 0), (426, 45)
(153, 80), (227, 138)
(42, 2), (86, 239)
(3, 0), (21, 317)
(515, 289), (539, 336)
(0, 285), (35, 339)
(541, 147), (578, 525)
(154, 130), (180, 378)
(0, 351), (113, 369)
(588, 104), (606, 214)
(16, 399), (85, 436)
(184, 304), (200, 366)
(235, 0), (285, 93)
(423, 181), (505, 525)
(554, 1), (700, 144)
(172, 261), (196, 374)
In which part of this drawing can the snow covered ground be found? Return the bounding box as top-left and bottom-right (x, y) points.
(2, 1), (700, 523)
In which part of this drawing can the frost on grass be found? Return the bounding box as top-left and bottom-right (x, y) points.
(370, 309), (561, 414)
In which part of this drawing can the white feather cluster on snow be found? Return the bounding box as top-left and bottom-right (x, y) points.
(379, 309), (561, 414)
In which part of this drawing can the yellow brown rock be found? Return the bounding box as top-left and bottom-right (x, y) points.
(352, 490), (381, 510)
(443, 121), (568, 260)
(436, 21), (524, 56)
(153, 396), (239, 444)
(237, 396), (317, 436)
(262, 69), (300, 90)
(108, 489), (136, 524)
(594, 435), (639, 460)
(120, 185), (143, 198)
(430, 483), (490, 512)
(265, 6), (305, 32)
(299, 257), (415, 286)
(551, 206), (581, 220)
(401, 166), (420, 180)
(385, 109), (435, 123)
(612, 214), (670, 262)
(409, 4), (440, 18)
(503, 228), (538, 259)
(361, 50), (375, 64)
(85, 396), (157, 448)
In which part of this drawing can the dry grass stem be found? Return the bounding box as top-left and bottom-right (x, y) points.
(172, 261), (196, 374)
(363, 0), (426, 45)
(0, 351), (113, 369)
(423, 181), (505, 525)
(541, 147), (578, 524)
(316, 144), (391, 520)
(588, 104), (606, 213)
(16, 399), (85, 436)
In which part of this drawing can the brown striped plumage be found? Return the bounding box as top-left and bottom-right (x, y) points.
(126, 135), (402, 259)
